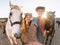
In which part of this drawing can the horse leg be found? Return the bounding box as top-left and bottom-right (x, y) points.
(3, 26), (6, 34)
(49, 37), (52, 45)
(45, 34), (49, 45)
(12, 36), (17, 45)
(49, 30), (55, 45)
(49, 35), (53, 45)
(58, 24), (59, 28)
(59, 24), (60, 28)
(8, 36), (14, 45)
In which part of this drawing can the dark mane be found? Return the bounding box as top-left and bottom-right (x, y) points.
(45, 11), (55, 45)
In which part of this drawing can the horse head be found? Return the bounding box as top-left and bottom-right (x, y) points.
(9, 1), (22, 18)
(9, 2), (22, 38)
(47, 11), (55, 20)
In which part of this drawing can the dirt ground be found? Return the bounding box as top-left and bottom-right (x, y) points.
(0, 18), (60, 45)
(0, 29), (22, 45)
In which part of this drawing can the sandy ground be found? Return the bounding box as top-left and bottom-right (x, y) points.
(51, 19), (60, 45)
(0, 29), (10, 45)
(0, 29), (22, 45)
(0, 18), (60, 45)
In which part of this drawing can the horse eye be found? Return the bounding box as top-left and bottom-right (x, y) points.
(10, 12), (12, 16)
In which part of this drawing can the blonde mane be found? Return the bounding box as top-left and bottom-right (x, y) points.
(12, 5), (22, 13)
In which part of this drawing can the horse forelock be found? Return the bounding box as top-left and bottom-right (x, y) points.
(10, 5), (22, 13)
(9, 5), (22, 26)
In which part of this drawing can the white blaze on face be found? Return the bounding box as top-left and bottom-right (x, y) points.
(10, 9), (21, 23)
(10, 9), (22, 36)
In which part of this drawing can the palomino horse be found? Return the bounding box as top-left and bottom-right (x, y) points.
(45, 11), (55, 45)
(5, 2), (22, 45)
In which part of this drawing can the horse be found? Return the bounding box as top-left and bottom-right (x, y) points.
(44, 11), (55, 45)
(20, 17), (44, 45)
(5, 2), (22, 45)
(56, 20), (60, 28)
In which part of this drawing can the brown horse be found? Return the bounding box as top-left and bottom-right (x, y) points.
(44, 11), (55, 45)
(21, 18), (43, 45)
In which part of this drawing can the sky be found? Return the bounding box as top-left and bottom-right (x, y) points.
(0, 0), (60, 18)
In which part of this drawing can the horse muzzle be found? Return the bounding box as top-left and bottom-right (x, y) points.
(14, 33), (21, 39)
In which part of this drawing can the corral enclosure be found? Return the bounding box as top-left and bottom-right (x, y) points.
(0, 18), (60, 45)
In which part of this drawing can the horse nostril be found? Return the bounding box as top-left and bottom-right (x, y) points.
(14, 33), (21, 39)
(14, 33), (18, 38)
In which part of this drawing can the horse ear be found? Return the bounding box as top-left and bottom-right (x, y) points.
(9, 1), (13, 8)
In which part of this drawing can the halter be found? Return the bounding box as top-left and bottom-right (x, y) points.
(10, 20), (21, 26)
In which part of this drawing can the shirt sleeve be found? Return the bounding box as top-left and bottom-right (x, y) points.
(31, 19), (38, 28)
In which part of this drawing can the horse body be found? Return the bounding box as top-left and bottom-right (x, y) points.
(5, 2), (22, 45)
(25, 24), (44, 45)
(45, 11), (55, 45)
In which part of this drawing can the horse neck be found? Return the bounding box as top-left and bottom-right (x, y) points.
(7, 18), (11, 26)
